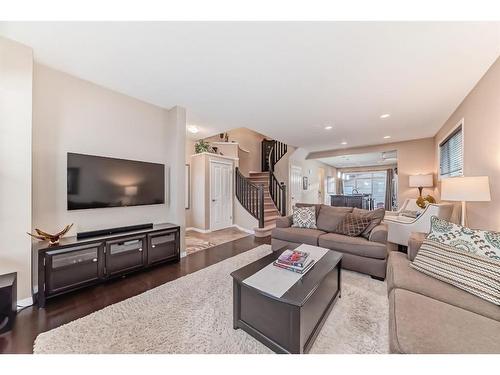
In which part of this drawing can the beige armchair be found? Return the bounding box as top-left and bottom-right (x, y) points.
(384, 198), (454, 246)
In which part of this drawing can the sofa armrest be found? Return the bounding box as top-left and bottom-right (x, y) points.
(408, 232), (427, 261)
(369, 223), (388, 244)
(276, 215), (293, 228)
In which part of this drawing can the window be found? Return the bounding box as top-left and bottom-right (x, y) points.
(326, 176), (336, 194)
(342, 171), (387, 208)
(439, 121), (463, 178)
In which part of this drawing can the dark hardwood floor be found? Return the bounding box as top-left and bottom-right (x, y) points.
(0, 235), (271, 354)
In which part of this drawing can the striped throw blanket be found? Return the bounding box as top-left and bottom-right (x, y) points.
(411, 239), (500, 305)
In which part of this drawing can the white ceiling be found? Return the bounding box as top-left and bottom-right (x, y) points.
(318, 151), (397, 168)
(1, 22), (499, 151)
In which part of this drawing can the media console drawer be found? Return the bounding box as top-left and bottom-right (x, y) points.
(105, 236), (146, 275)
(34, 223), (180, 307)
(147, 230), (179, 264)
(45, 243), (104, 295)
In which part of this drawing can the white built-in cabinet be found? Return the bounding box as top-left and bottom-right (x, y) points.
(188, 152), (238, 232)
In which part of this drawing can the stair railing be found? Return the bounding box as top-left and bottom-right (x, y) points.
(269, 171), (287, 217)
(268, 140), (288, 172)
(235, 167), (264, 228)
(267, 140), (288, 216)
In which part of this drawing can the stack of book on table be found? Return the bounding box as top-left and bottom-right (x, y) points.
(273, 249), (315, 274)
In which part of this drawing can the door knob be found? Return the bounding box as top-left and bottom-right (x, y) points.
(92, 258), (98, 263)
(212, 199), (216, 202)
(138, 248), (143, 252)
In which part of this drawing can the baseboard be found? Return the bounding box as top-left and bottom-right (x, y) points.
(186, 227), (211, 234)
(232, 224), (255, 235)
(187, 225), (254, 235)
(17, 296), (33, 310)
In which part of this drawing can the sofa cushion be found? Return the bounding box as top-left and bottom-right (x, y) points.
(334, 213), (371, 237)
(408, 231), (427, 261)
(316, 205), (353, 232)
(389, 288), (500, 353)
(318, 232), (387, 260)
(275, 215), (293, 228)
(368, 224), (388, 244)
(291, 206), (317, 229)
(271, 227), (326, 246)
(387, 252), (500, 321)
(353, 208), (385, 239)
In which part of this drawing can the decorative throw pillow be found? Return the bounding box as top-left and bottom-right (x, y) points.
(316, 205), (353, 232)
(411, 239), (500, 305)
(295, 203), (321, 219)
(427, 216), (500, 260)
(334, 213), (371, 237)
(400, 210), (419, 219)
(352, 208), (385, 239)
(291, 206), (317, 229)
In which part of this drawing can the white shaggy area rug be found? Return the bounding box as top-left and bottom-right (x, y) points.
(34, 245), (389, 354)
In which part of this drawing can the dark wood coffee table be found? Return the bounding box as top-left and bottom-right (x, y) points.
(231, 246), (342, 354)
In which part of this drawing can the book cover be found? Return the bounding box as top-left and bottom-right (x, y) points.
(277, 249), (310, 267)
(273, 259), (315, 274)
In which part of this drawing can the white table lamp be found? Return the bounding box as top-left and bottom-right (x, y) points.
(440, 176), (491, 226)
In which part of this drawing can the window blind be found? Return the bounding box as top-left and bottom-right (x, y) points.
(439, 125), (463, 178)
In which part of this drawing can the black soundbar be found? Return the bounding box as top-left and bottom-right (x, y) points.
(77, 223), (154, 240)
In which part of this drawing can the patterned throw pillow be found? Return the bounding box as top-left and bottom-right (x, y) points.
(411, 239), (500, 305)
(400, 210), (419, 219)
(353, 208), (385, 239)
(291, 206), (317, 229)
(427, 216), (500, 260)
(334, 213), (371, 237)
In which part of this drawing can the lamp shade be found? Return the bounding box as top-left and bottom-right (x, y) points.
(441, 176), (491, 202)
(409, 174), (433, 188)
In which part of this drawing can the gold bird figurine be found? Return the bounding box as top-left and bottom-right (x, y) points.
(27, 224), (74, 245)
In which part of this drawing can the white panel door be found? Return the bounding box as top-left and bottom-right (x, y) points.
(290, 165), (302, 208)
(210, 161), (233, 231)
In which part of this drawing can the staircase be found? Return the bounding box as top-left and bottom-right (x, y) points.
(247, 171), (281, 236)
(235, 139), (288, 237)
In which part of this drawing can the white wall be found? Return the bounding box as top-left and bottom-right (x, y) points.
(185, 138), (195, 228)
(288, 148), (336, 207)
(307, 138), (436, 208)
(434, 57), (500, 231)
(167, 106), (186, 251)
(234, 200), (258, 232)
(274, 144), (296, 209)
(203, 127), (266, 175)
(188, 153), (207, 229)
(32, 64), (185, 237)
(0, 37), (33, 301)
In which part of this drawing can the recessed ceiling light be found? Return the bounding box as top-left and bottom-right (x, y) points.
(380, 114), (391, 119)
(324, 126), (333, 130)
(383, 135), (391, 139)
(341, 141), (347, 145)
(187, 125), (199, 134)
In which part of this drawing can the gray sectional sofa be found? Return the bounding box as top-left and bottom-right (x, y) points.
(271, 204), (388, 279)
(387, 232), (500, 353)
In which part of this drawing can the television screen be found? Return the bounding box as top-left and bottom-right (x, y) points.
(67, 153), (165, 210)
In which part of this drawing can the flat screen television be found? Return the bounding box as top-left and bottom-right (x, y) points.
(67, 153), (165, 210)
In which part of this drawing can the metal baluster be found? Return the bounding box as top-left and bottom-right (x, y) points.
(258, 185), (264, 228)
(280, 182), (287, 216)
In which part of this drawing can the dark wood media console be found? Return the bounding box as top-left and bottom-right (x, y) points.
(32, 223), (180, 308)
